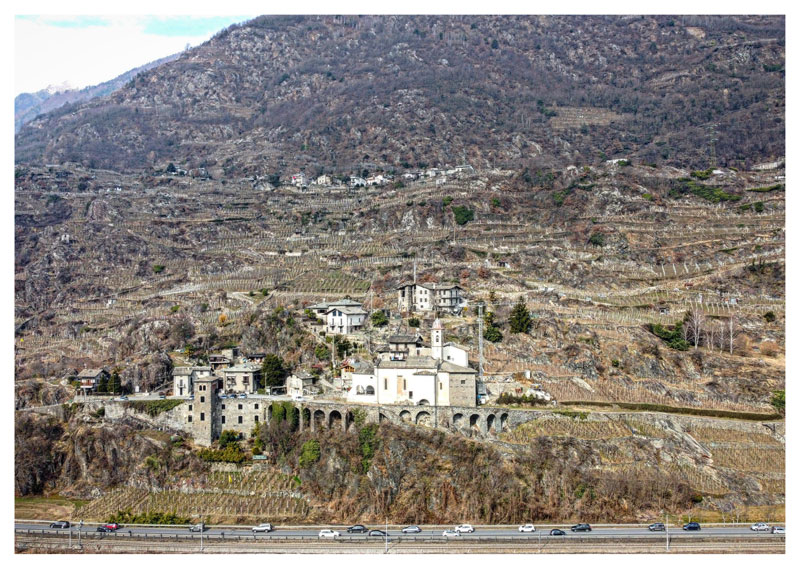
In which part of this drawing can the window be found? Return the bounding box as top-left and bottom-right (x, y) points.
(254, 415), (259, 422)
(461, 380), (466, 384)
(200, 396), (205, 403)
(238, 416), (243, 424)
(188, 415), (192, 422)
(188, 405), (193, 411)
(221, 416), (226, 424)
(403, 379), (407, 390)
(255, 404), (259, 410)
(200, 412), (205, 421)
(409, 391), (413, 399)
(238, 404), (243, 410)
(384, 378), (387, 390)
(439, 382), (442, 390)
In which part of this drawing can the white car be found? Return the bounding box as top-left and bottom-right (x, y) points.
(319, 529), (340, 538)
(455, 524), (474, 533)
(519, 524), (536, 533)
(771, 526), (785, 534)
(750, 523), (770, 532)
(252, 523), (273, 533)
(442, 529), (460, 537)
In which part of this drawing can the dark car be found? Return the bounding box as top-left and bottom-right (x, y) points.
(571, 523), (592, 532)
(550, 529), (566, 536)
(347, 524), (368, 533)
(49, 521), (70, 529)
(96, 526), (112, 533)
(402, 525), (422, 534)
(683, 522), (701, 531)
(648, 523), (666, 532)
(368, 530), (388, 537)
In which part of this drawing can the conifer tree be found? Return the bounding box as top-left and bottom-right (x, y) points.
(509, 297), (532, 334)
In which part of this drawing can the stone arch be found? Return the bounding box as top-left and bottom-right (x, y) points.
(399, 410), (412, 423)
(418, 399), (430, 406)
(416, 411), (432, 426)
(366, 386), (375, 395)
(452, 413), (464, 427)
(313, 409), (326, 430)
(267, 404), (273, 423)
(500, 413), (509, 432)
(345, 411), (356, 432)
(302, 407), (311, 430)
(469, 414), (481, 435)
(379, 412), (388, 423)
(487, 414), (496, 433)
(329, 410), (342, 430)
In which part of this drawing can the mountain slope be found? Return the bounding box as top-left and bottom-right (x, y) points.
(14, 53), (181, 134)
(15, 15), (784, 175)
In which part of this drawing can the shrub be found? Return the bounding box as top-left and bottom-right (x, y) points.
(198, 445), (246, 463)
(483, 325), (503, 343)
(130, 400), (183, 416)
(753, 201), (764, 213)
(299, 440), (321, 468)
(763, 311), (776, 323)
(262, 354), (288, 387)
(771, 390), (785, 414)
(219, 429), (241, 448)
(408, 317), (420, 328)
(442, 196), (453, 206)
(588, 233), (605, 247)
(371, 310), (389, 327)
(649, 322), (690, 351)
(452, 205), (474, 225)
(152, 264), (165, 274)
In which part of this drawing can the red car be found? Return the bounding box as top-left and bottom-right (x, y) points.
(104, 523), (120, 531)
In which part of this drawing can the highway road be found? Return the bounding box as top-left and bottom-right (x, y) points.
(15, 521), (785, 541)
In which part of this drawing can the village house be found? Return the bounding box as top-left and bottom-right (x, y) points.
(350, 176), (367, 187)
(313, 174), (332, 186)
(208, 346), (240, 372)
(347, 319), (477, 407)
(287, 371), (318, 398)
(172, 366), (212, 396)
(221, 363), (262, 394)
(77, 368), (110, 394)
(397, 282), (464, 313)
(290, 173), (308, 187)
(366, 174), (388, 186)
(306, 298), (368, 334)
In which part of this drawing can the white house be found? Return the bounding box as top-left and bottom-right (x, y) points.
(287, 371), (317, 397)
(313, 174), (332, 186)
(172, 366), (212, 396)
(350, 176), (367, 187)
(366, 174), (388, 186)
(347, 319), (476, 407)
(291, 173), (308, 187)
(397, 282), (464, 313)
(326, 305), (367, 335)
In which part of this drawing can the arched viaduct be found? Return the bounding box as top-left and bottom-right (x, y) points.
(275, 400), (538, 438)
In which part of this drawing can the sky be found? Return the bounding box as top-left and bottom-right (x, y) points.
(15, 15), (253, 95)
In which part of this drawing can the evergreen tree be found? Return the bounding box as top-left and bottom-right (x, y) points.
(261, 354), (288, 387)
(108, 370), (121, 394)
(509, 297), (532, 334)
(97, 374), (109, 393)
(370, 310), (388, 327)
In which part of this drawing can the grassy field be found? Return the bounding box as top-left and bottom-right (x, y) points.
(15, 495), (89, 521)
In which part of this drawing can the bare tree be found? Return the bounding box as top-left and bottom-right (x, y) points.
(727, 314), (738, 355)
(685, 310), (706, 349)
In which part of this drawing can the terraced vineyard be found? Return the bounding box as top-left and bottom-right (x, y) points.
(75, 468), (309, 523)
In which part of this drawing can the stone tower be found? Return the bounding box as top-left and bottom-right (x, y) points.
(192, 375), (220, 447)
(431, 318), (443, 361)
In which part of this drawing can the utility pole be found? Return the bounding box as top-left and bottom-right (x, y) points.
(385, 518), (389, 554)
(476, 301), (485, 387)
(200, 513), (204, 552)
(665, 512), (669, 552)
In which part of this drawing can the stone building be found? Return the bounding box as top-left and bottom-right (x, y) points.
(347, 319), (477, 407)
(397, 282), (464, 313)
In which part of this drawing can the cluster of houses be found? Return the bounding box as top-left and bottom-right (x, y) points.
(288, 164), (474, 189)
(173, 347), (266, 397)
(167, 281), (475, 407)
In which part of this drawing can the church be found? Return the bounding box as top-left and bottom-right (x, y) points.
(347, 319), (478, 407)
